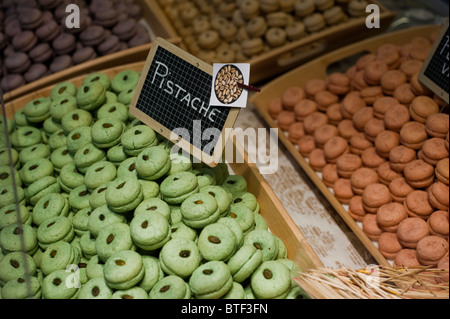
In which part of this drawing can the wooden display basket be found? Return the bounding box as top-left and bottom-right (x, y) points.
(147, 0), (396, 84)
(251, 25), (443, 267)
(3, 61), (323, 274)
(2, 0), (180, 103)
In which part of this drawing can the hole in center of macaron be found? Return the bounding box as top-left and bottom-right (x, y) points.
(142, 155), (149, 161)
(52, 278), (62, 286)
(109, 107), (116, 113)
(5, 209), (15, 214)
(147, 206), (157, 211)
(58, 87), (67, 94)
(72, 114), (79, 120)
(208, 191), (216, 197)
(116, 182), (126, 189)
(92, 286), (100, 297)
(195, 200), (203, 204)
(134, 130), (141, 135)
(83, 86), (90, 93)
(253, 242), (263, 250)
(173, 177), (179, 181)
(99, 214), (105, 221)
(50, 250), (57, 258)
(121, 294), (134, 299)
(79, 190), (89, 197)
(115, 259), (126, 266)
(1, 189), (8, 194)
(44, 201), (50, 208)
(33, 100), (41, 105)
(83, 148), (90, 155)
(202, 269), (213, 275)
(29, 164), (39, 171)
(179, 250), (191, 258)
(10, 259), (20, 268)
(123, 75), (128, 81)
(227, 180), (236, 184)
(102, 123), (113, 128)
(141, 220), (149, 229)
(208, 235), (221, 244)
(0, 172), (9, 179)
(229, 212), (237, 218)
(160, 285), (170, 293)
(263, 269), (273, 279)
(61, 99), (68, 104)
(106, 234), (114, 244)
(95, 167), (104, 172)
(98, 187), (107, 193)
(128, 163), (135, 171)
(46, 221), (56, 228)
(25, 131), (33, 136)
(234, 198), (243, 203)
(14, 226), (23, 234)
(18, 278), (25, 283)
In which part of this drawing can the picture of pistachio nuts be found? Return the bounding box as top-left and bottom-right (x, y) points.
(214, 64), (244, 104)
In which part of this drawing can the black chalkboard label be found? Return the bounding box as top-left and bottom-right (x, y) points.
(129, 38), (240, 167)
(419, 20), (449, 104)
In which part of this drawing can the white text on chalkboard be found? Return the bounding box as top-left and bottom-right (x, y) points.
(152, 61), (221, 122)
(441, 34), (449, 77)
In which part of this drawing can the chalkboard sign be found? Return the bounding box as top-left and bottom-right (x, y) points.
(129, 38), (240, 167)
(419, 20), (449, 104)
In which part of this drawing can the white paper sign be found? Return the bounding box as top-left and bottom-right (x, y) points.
(210, 63), (250, 108)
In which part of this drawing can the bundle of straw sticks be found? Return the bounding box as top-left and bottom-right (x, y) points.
(294, 266), (449, 299)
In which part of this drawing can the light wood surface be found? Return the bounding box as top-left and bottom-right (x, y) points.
(252, 25), (442, 267)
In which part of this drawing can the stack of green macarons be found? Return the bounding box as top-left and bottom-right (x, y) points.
(0, 70), (309, 300)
